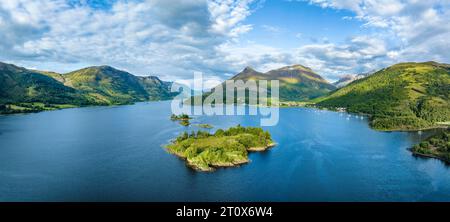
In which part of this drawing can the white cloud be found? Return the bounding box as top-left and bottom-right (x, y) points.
(175, 74), (224, 90)
(232, 0), (449, 80)
(387, 50), (399, 59)
(307, 0), (450, 64)
(1, 0), (449, 83)
(208, 0), (255, 37)
(292, 35), (390, 79)
(213, 34), (390, 80)
(261, 24), (281, 33)
(0, 0), (259, 80)
(215, 41), (294, 72)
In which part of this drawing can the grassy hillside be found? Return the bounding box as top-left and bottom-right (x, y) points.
(0, 62), (178, 114)
(187, 65), (335, 105)
(315, 62), (450, 130)
(64, 66), (150, 105)
(138, 76), (179, 101)
(65, 66), (177, 104)
(0, 62), (90, 113)
(231, 65), (335, 101)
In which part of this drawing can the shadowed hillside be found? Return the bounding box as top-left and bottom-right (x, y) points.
(0, 62), (178, 114)
(0, 62), (90, 113)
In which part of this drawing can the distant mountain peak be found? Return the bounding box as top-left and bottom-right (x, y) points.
(277, 64), (313, 72)
(333, 70), (377, 88)
(141, 75), (161, 80)
(98, 65), (113, 69)
(0, 61), (23, 72)
(139, 75), (164, 84)
(92, 65), (119, 72)
(230, 66), (263, 80)
(224, 64), (335, 101)
(243, 66), (256, 72)
(333, 74), (358, 88)
(70, 65), (138, 80)
(267, 64), (330, 84)
(77, 65), (128, 74)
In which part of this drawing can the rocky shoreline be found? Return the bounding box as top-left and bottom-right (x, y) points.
(247, 143), (277, 152)
(409, 148), (450, 165)
(168, 143), (276, 172)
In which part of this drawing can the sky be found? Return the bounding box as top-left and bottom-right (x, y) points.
(1, 0), (449, 87)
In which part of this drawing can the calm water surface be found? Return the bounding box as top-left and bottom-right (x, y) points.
(0, 101), (449, 201)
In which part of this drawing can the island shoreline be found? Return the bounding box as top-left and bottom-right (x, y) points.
(164, 126), (276, 172)
(409, 148), (450, 165)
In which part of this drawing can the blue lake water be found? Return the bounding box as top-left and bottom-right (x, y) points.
(0, 101), (449, 201)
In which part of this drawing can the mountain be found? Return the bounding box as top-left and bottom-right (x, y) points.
(0, 62), (178, 114)
(315, 61), (450, 130)
(64, 66), (151, 104)
(0, 62), (89, 107)
(189, 65), (335, 104)
(333, 71), (375, 88)
(137, 75), (179, 100)
(40, 66), (178, 104)
(333, 74), (362, 88)
(231, 65), (335, 101)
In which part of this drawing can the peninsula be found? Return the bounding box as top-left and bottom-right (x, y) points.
(411, 129), (450, 164)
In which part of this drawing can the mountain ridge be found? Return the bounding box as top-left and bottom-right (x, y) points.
(315, 61), (450, 130)
(333, 71), (375, 88)
(186, 64), (336, 105)
(227, 64), (335, 102)
(0, 62), (178, 114)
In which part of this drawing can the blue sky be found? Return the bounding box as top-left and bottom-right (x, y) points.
(244, 0), (363, 47)
(1, 0), (449, 86)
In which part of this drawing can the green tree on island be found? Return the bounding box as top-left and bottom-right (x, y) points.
(165, 125), (275, 172)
